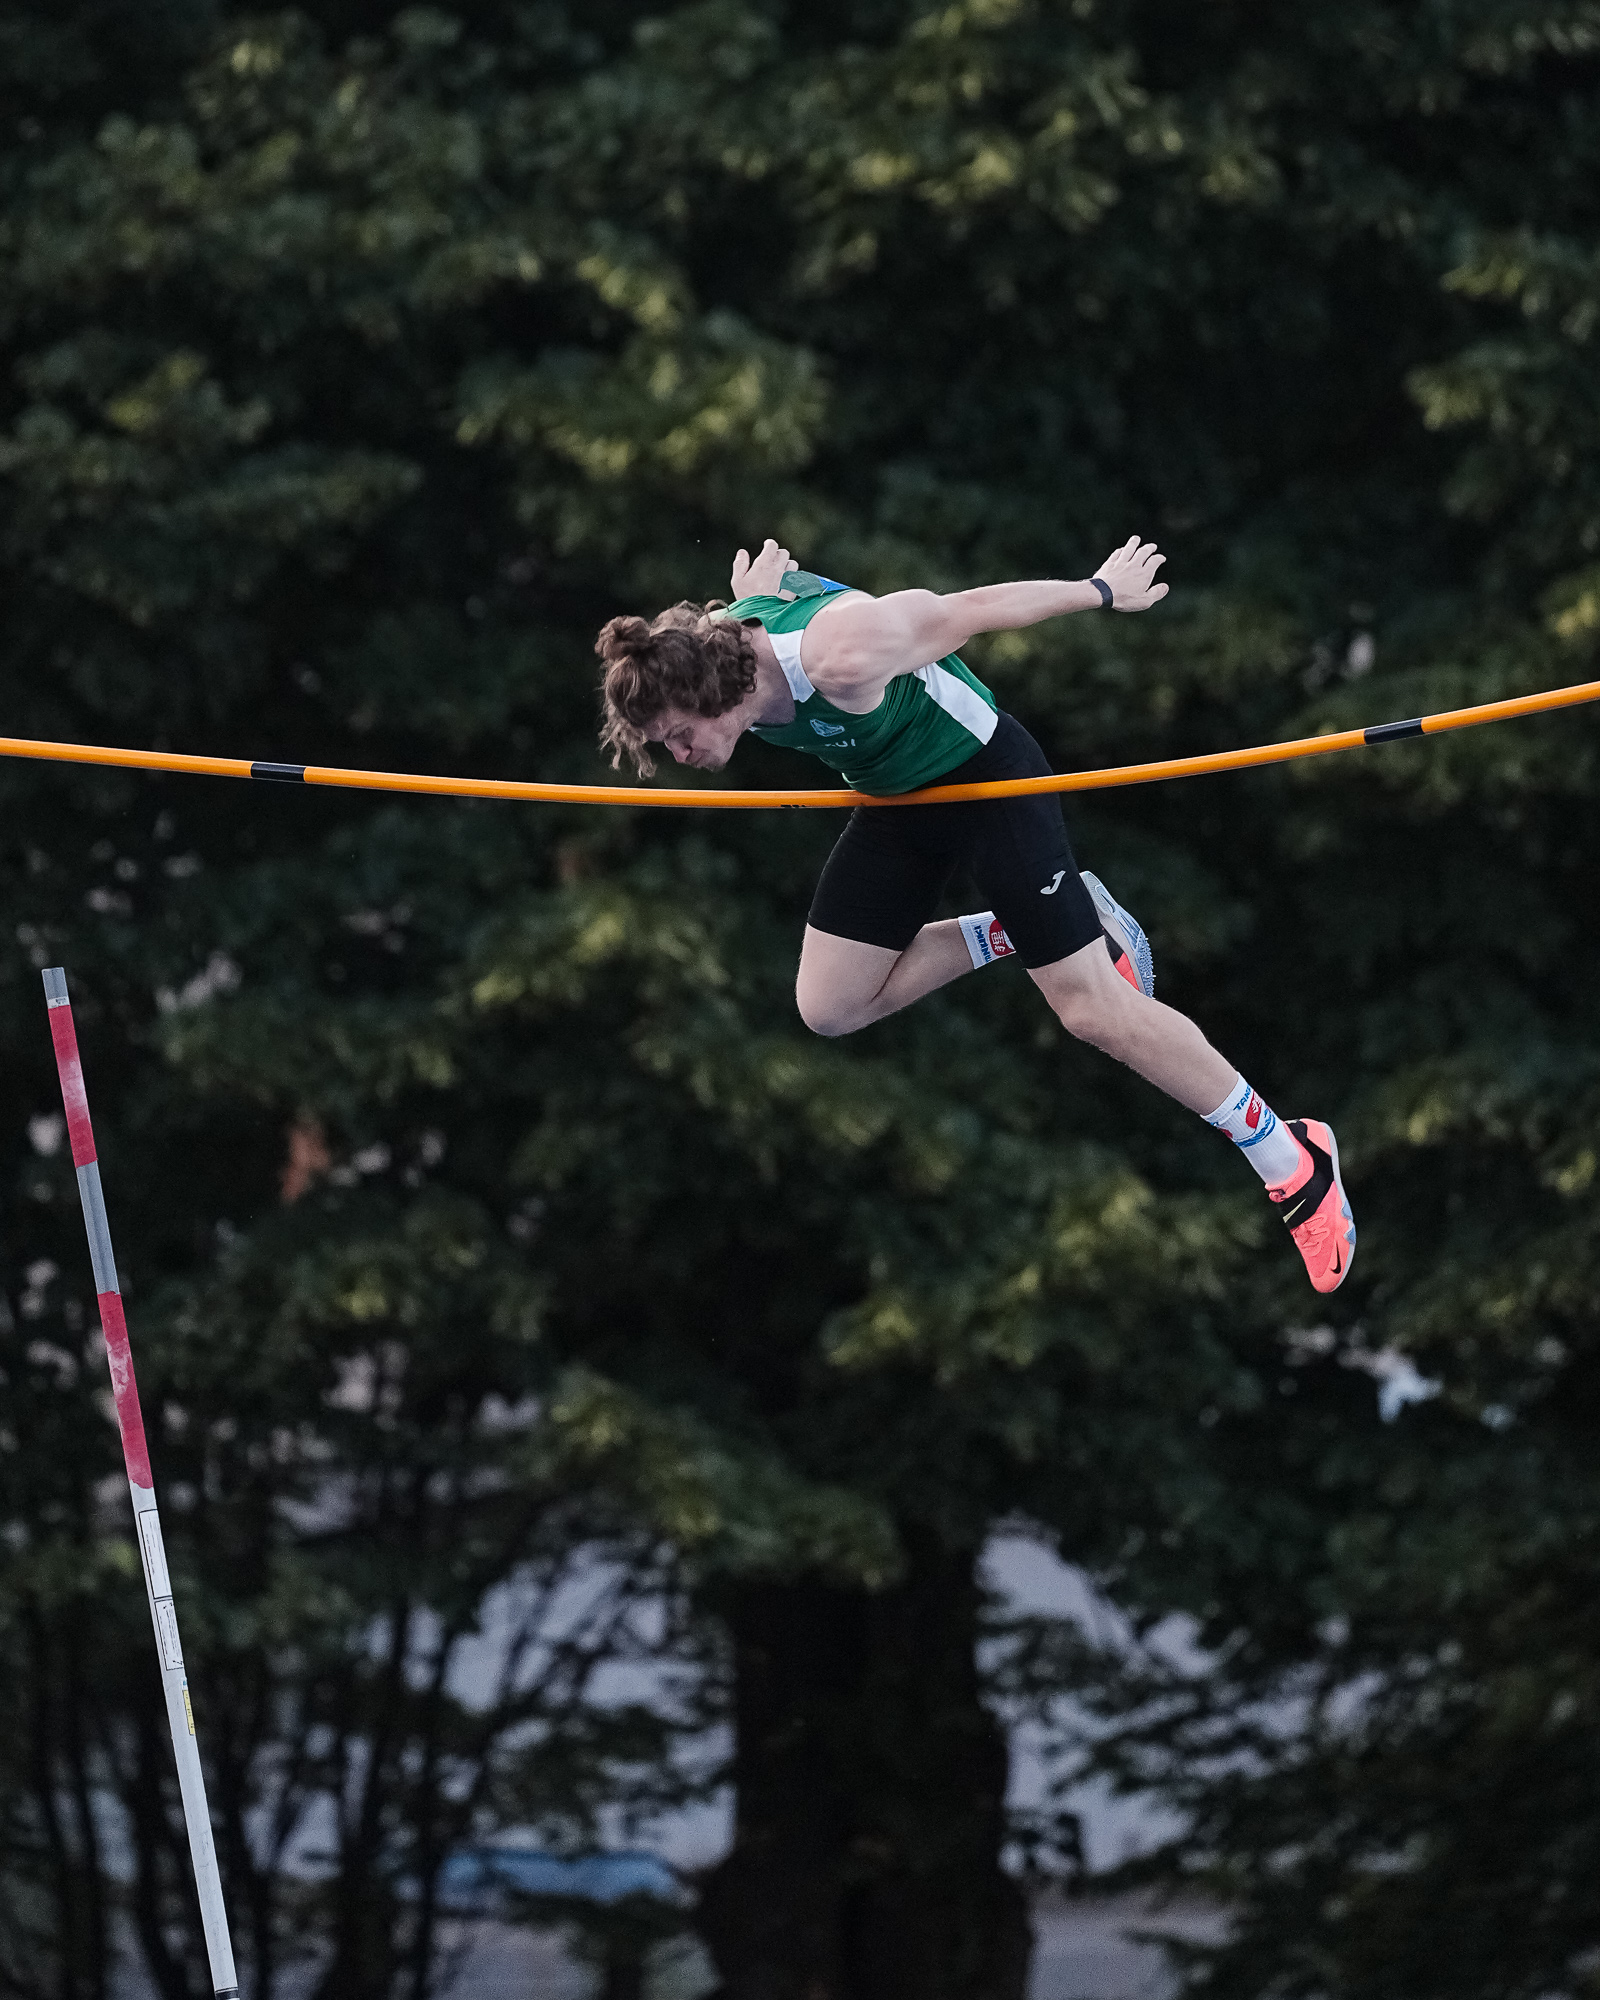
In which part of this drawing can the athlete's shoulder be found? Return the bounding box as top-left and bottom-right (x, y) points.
(724, 583), (861, 631)
(796, 587), (891, 679)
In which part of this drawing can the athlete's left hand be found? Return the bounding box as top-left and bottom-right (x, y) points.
(1094, 536), (1169, 612)
(731, 538), (800, 599)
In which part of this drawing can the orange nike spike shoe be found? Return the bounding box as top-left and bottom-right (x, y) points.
(1270, 1119), (1356, 1292)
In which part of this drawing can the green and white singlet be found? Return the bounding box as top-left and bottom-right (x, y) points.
(725, 583), (998, 795)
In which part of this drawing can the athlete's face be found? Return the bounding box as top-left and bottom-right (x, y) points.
(649, 705), (747, 771)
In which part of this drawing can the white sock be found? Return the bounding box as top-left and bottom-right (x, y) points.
(1204, 1073), (1303, 1187)
(957, 911), (1016, 969)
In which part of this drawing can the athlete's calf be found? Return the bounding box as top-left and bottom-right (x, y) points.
(1029, 935), (1238, 1116)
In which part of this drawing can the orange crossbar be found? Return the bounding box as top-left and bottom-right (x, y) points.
(3, 677), (1598, 809)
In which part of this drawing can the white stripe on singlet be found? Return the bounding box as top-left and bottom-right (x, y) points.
(767, 629), (816, 703)
(913, 661), (999, 744)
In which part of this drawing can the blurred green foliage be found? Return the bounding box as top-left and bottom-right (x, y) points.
(2, 2), (1600, 1997)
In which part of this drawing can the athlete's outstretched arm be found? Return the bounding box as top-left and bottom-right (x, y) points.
(807, 537), (1167, 702)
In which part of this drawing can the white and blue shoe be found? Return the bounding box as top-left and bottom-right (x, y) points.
(1081, 871), (1156, 997)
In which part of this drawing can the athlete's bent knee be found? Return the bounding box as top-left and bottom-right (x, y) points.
(796, 989), (867, 1038)
(1045, 976), (1134, 1053)
(1052, 991), (1114, 1046)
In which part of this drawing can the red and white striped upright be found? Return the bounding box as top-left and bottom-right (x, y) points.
(42, 968), (239, 1998)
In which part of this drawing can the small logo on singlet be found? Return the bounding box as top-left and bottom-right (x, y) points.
(810, 719), (847, 737)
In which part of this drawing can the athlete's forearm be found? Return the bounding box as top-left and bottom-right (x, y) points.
(942, 540), (1167, 644)
(937, 578), (1105, 644)
(806, 542), (1164, 697)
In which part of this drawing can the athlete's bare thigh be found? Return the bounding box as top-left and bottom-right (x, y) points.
(795, 925), (900, 1025)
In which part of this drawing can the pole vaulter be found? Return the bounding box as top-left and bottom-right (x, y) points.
(42, 969), (239, 1998)
(583, 538), (1600, 1299)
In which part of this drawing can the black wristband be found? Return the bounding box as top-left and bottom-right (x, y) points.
(1089, 576), (1113, 609)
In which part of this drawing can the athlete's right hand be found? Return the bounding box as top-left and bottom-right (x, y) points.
(731, 538), (800, 599)
(1094, 536), (1169, 612)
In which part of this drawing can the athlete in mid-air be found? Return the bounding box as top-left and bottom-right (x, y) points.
(594, 537), (1354, 1292)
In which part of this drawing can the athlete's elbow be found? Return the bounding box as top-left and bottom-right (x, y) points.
(856, 589), (969, 661)
(899, 589), (970, 655)
(920, 589), (978, 655)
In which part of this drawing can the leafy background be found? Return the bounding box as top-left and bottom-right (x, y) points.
(3, 2), (1599, 1996)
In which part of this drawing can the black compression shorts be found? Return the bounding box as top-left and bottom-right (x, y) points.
(806, 712), (1104, 969)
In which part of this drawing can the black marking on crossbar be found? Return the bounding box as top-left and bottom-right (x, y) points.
(1363, 718), (1424, 744)
(250, 762), (307, 782)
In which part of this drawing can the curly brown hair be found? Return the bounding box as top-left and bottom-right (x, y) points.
(596, 600), (757, 776)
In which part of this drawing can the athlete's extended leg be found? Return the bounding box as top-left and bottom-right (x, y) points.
(1030, 939), (1355, 1292)
(1030, 931), (1235, 1111)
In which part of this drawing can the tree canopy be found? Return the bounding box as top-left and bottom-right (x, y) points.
(3, 3), (1600, 1997)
